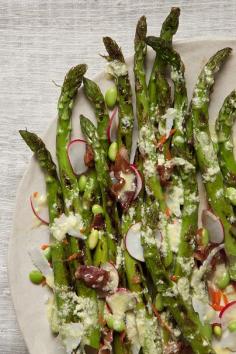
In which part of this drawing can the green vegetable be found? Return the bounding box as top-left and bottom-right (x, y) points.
(80, 115), (117, 262)
(148, 7), (180, 124)
(155, 294), (164, 312)
(43, 247), (52, 262)
(228, 320), (236, 332)
(103, 37), (134, 155)
(215, 269), (230, 289)
(190, 47), (236, 279)
(92, 204), (104, 215)
(29, 270), (44, 284)
(216, 90), (236, 187)
(88, 229), (99, 250)
(141, 199), (214, 354)
(78, 174), (87, 192)
(226, 187), (236, 206)
(105, 86), (117, 108)
(19, 130), (70, 315)
(106, 314), (126, 332)
(56, 65), (100, 349)
(213, 325), (222, 337)
(134, 19), (172, 267)
(108, 141), (118, 161)
(83, 77), (110, 151)
(202, 229), (209, 247)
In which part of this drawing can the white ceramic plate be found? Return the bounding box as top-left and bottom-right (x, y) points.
(9, 39), (236, 354)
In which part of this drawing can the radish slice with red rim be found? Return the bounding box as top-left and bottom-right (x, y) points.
(202, 209), (224, 244)
(216, 329), (236, 352)
(192, 296), (220, 325)
(107, 107), (118, 143)
(67, 139), (87, 175)
(125, 222), (144, 262)
(101, 262), (119, 293)
(130, 164), (142, 200)
(30, 195), (49, 225)
(219, 300), (236, 330)
(191, 244), (225, 288)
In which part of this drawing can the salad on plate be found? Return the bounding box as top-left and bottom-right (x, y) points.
(19, 7), (236, 354)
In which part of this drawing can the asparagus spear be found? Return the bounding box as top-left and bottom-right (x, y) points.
(83, 77), (110, 151)
(134, 17), (172, 267)
(56, 64), (100, 349)
(150, 42), (199, 277)
(103, 37), (134, 154)
(215, 90), (236, 187)
(80, 115), (117, 262)
(141, 199), (215, 354)
(134, 16), (149, 127)
(148, 7), (180, 124)
(19, 130), (69, 316)
(190, 48), (236, 279)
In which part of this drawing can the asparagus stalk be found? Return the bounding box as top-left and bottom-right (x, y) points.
(190, 48), (236, 279)
(141, 199), (215, 354)
(56, 64), (100, 349)
(150, 42), (198, 277)
(148, 7), (180, 123)
(215, 90), (236, 187)
(19, 130), (70, 316)
(134, 17), (172, 267)
(134, 16), (149, 127)
(80, 115), (117, 262)
(103, 37), (134, 154)
(83, 77), (110, 151)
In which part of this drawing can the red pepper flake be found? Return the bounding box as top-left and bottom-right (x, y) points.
(41, 243), (49, 250)
(170, 275), (178, 282)
(156, 129), (176, 149)
(152, 304), (173, 334)
(165, 207), (171, 218)
(66, 253), (80, 262)
(98, 313), (106, 326)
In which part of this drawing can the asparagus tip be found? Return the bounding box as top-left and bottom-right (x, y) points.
(135, 15), (147, 43)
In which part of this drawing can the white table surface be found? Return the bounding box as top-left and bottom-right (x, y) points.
(1, 0), (236, 352)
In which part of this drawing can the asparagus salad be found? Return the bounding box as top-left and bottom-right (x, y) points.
(19, 7), (236, 354)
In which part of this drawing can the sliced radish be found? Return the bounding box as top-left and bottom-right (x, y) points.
(101, 262), (119, 293)
(107, 107), (118, 143)
(130, 164), (142, 200)
(125, 222), (144, 262)
(67, 139), (87, 175)
(30, 195), (49, 225)
(192, 296), (220, 325)
(218, 329), (236, 352)
(202, 209), (224, 244)
(191, 244), (225, 288)
(28, 247), (54, 288)
(219, 301), (236, 330)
